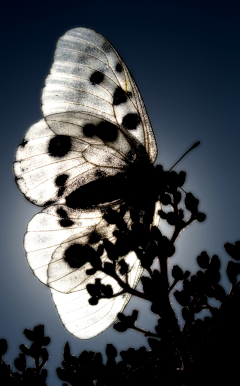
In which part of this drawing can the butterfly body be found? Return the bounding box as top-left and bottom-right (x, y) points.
(65, 154), (157, 208)
(14, 28), (160, 339)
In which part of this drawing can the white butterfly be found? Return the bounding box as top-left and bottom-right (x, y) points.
(14, 28), (160, 339)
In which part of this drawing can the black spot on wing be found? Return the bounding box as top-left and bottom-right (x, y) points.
(102, 41), (112, 53)
(113, 87), (128, 106)
(122, 113), (141, 130)
(64, 244), (87, 268)
(57, 207), (74, 227)
(20, 138), (28, 148)
(55, 174), (69, 186)
(57, 187), (66, 197)
(89, 231), (101, 245)
(57, 208), (68, 218)
(115, 63), (123, 73)
(64, 244), (95, 268)
(95, 169), (106, 178)
(126, 149), (135, 161)
(97, 121), (118, 142)
(83, 124), (96, 138)
(90, 71), (105, 85)
(59, 219), (74, 227)
(48, 135), (71, 158)
(83, 121), (118, 142)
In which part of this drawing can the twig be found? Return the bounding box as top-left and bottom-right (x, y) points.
(100, 267), (151, 302)
(102, 289), (125, 299)
(168, 278), (179, 293)
(131, 325), (159, 338)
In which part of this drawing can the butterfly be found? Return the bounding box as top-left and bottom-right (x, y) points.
(13, 28), (160, 339)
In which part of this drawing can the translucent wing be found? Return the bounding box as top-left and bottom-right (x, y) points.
(14, 117), (137, 207)
(42, 27), (157, 163)
(14, 117), (159, 338)
(24, 199), (160, 339)
(25, 205), (141, 339)
(13, 28), (160, 339)
(50, 257), (140, 339)
(50, 204), (160, 339)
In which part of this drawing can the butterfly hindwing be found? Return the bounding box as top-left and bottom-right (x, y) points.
(24, 203), (102, 285)
(24, 201), (144, 339)
(50, 246), (141, 340)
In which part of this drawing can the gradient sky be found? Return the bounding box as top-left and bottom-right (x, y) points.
(1, 1), (240, 384)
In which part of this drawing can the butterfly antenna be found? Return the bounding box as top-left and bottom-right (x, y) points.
(169, 141), (200, 171)
(169, 141), (200, 194)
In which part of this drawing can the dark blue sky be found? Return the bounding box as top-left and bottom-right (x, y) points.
(1, 1), (240, 384)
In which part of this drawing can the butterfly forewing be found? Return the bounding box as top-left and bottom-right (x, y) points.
(42, 28), (157, 163)
(14, 27), (159, 339)
(14, 116), (137, 207)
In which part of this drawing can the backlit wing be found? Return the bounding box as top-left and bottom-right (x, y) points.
(25, 201), (145, 339)
(14, 117), (137, 207)
(42, 27), (157, 163)
(13, 27), (159, 339)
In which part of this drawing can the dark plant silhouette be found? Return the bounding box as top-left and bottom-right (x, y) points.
(0, 325), (50, 385)
(2, 166), (240, 385)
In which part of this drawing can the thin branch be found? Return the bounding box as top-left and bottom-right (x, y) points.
(131, 325), (159, 338)
(100, 267), (151, 302)
(168, 278), (179, 293)
(171, 215), (196, 244)
(228, 280), (240, 297)
(102, 289), (125, 299)
(35, 356), (40, 375)
(125, 271), (129, 286)
(181, 296), (201, 334)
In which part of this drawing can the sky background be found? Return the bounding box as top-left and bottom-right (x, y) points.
(1, 0), (240, 384)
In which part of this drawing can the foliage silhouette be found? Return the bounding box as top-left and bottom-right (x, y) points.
(2, 166), (240, 385)
(0, 325), (49, 385)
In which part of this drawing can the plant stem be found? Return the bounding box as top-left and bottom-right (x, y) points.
(168, 278), (179, 293)
(100, 267), (151, 302)
(131, 325), (158, 338)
